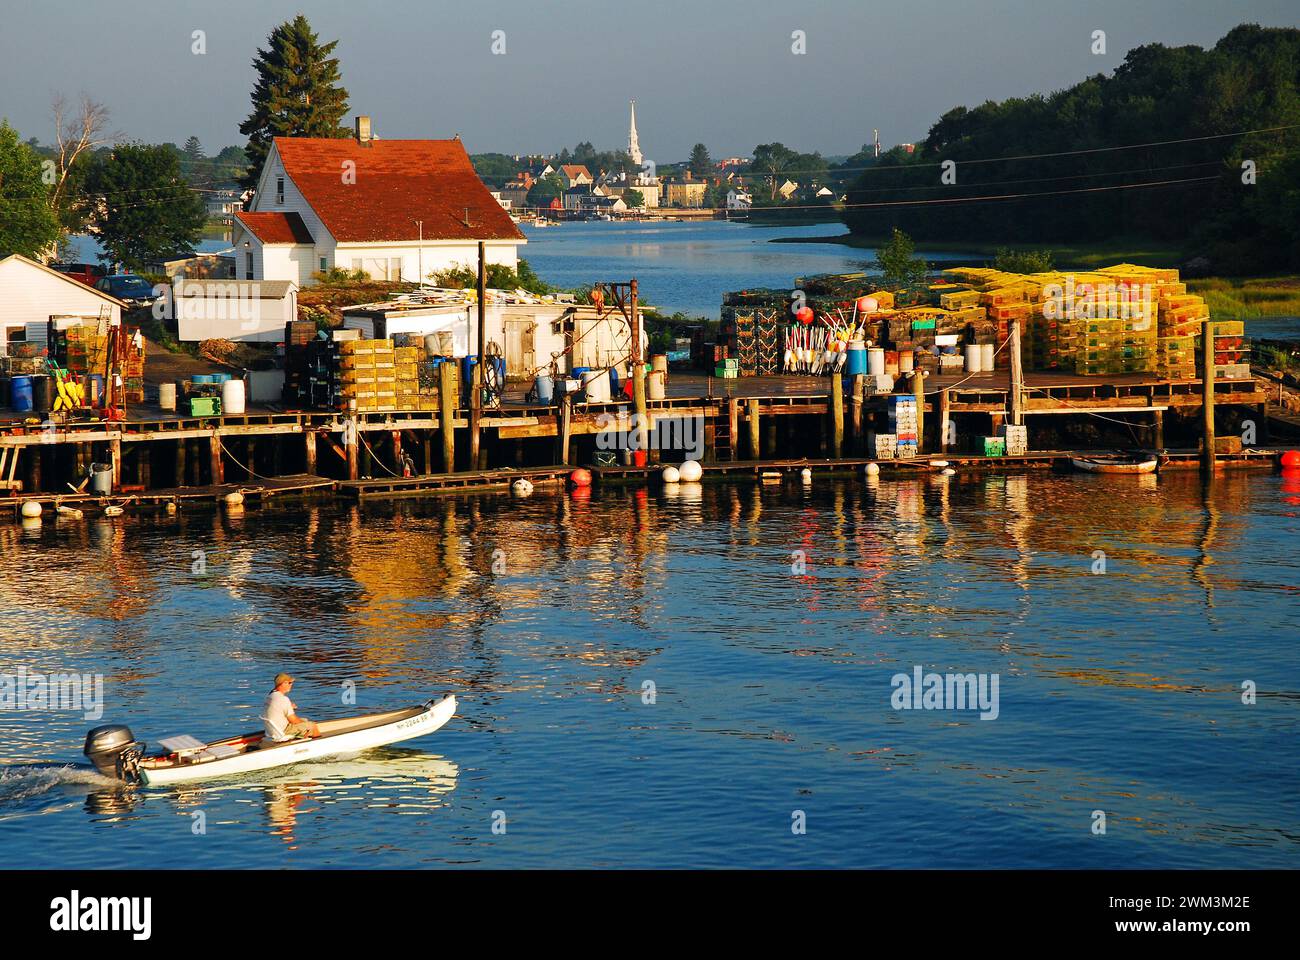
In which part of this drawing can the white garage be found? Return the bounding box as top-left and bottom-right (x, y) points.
(0, 255), (124, 354)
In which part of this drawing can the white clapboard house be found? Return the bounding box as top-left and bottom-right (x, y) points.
(232, 117), (526, 286)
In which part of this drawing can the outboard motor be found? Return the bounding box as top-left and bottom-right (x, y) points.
(83, 724), (146, 782)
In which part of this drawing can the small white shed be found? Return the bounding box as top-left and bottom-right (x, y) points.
(0, 255), (124, 354)
(173, 279), (298, 343)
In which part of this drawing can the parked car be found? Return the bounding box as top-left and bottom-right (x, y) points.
(95, 274), (162, 309)
(51, 262), (107, 286)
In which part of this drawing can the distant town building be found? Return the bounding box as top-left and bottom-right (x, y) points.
(559, 165), (593, 189)
(664, 179), (707, 208)
(726, 189), (752, 211)
(777, 179), (799, 200)
(716, 157), (748, 169)
(205, 189), (244, 218)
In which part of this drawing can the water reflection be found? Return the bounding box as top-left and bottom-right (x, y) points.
(1, 469), (1297, 867)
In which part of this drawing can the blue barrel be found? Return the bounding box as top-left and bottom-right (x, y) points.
(608, 367), (620, 395)
(10, 376), (31, 412)
(572, 366), (590, 379)
(461, 356), (478, 385)
(845, 341), (868, 376)
(492, 356), (505, 385)
(192, 374), (215, 384)
(211, 372), (231, 384)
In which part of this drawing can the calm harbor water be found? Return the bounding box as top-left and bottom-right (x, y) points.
(520, 220), (975, 318)
(2, 470), (1298, 869)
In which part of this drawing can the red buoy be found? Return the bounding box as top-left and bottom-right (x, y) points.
(796, 307), (814, 326)
(570, 468), (592, 487)
(1282, 450), (1300, 468)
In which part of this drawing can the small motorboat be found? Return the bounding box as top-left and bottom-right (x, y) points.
(83, 695), (456, 786)
(1070, 452), (1159, 474)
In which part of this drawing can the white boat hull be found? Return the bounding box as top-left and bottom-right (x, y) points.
(1071, 457), (1158, 474)
(139, 696), (456, 786)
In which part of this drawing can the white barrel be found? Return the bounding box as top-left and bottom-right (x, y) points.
(581, 369), (611, 403)
(867, 347), (886, 377)
(981, 342), (995, 372)
(648, 369), (666, 400)
(424, 333), (442, 358)
(899, 350), (915, 374)
(651, 354), (668, 375)
(158, 382), (177, 411)
(222, 378), (246, 415)
(964, 343), (982, 373)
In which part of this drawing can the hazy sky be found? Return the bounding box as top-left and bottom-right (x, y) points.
(1, 0), (1295, 162)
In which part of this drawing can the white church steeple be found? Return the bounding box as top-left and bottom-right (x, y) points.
(627, 100), (643, 167)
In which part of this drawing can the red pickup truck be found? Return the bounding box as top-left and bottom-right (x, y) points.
(50, 262), (107, 286)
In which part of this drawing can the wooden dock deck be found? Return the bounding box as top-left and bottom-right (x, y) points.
(0, 368), (1285, 510)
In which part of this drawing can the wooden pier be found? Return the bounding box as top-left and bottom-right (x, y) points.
(0, 368), (1285, 515)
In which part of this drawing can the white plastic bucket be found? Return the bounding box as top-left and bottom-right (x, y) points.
(535, 373), (554, 404)
(158, 382), (177, 412)
(222, 378), (246, 415)
(582, 369), (611, 403)
(981, 342), (995, 372)
(648, 369), (666, 400)
(867, 347), (886, 377)
(964, 343), (982, 373)
(899, 350), (915, 374)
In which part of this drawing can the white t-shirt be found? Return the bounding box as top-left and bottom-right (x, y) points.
(262, 690), (296, 741)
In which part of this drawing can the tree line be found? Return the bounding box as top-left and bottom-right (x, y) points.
(841, 24), (1300, 275)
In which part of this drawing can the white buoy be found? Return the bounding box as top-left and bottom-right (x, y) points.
(224, 491), (245, 506)
(662, 465), (681, 484)
(165, 501), (178, 514)
(929, 460), (950, 468)
(678, 460), (703, 482)
(942, 468), (956, 476)
(800, 467), (813, 483)
(104, 505), (124, 517)
(511, 479), (534, 496)
(20, 501), (42, 519)
(865, 463), (880, 476)
(56, 504), (84, 520)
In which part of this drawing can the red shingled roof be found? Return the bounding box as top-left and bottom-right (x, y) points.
(271, 138), (525, 244)
(234, 211), (316, 245)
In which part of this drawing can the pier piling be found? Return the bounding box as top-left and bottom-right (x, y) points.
(1201, 317), (1216, 473)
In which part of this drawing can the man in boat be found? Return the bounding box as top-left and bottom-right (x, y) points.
(261, 673), (320, 744)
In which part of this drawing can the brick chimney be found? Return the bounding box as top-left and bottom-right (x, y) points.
(355, 116), (372, 144)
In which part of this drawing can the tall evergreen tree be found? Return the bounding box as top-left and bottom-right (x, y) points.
(688, 143), (712, 178)
(183, 136), (204, 161)
(239, 15), (350, 191)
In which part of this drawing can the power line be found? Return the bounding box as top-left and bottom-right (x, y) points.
(741, 122), (1300, 179)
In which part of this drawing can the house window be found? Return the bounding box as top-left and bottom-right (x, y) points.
(246, 252), (254, 278)
(319, 257), (327, 272)
(276, 177), (284, 204)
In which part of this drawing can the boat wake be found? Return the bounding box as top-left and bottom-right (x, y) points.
(0, 764), (119, 806)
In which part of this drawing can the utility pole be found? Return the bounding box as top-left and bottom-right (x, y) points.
(415, 220), (424, 287)
(631, 278), (648, 458)
(471, 241), (487, 469)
